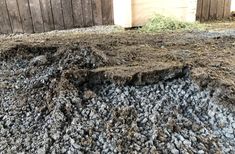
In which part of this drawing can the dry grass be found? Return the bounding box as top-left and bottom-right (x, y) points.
(141, 14), (203, 32)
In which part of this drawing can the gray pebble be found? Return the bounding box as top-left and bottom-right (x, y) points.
(30, 55), (47, 66)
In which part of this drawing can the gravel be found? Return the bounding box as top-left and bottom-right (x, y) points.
(1, 73), (234, 153)
(0, 41), (234, 153)
(0, 25), (123, 40)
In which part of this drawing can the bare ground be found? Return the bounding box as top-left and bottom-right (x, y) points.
(0, 29), (234, 105)
(1, 25), (235, 153)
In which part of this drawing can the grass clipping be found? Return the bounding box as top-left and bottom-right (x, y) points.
(141, 14), (202, 32)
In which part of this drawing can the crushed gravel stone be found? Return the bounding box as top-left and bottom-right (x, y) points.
(1, 75), (234, 153)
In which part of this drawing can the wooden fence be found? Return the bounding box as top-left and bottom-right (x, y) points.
(0, 0), (113, 34)
(196, 0), (231, 21)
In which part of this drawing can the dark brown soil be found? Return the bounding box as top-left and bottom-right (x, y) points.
(0, 31), (234, 104)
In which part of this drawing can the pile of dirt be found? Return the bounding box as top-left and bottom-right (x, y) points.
(0, 31), (235, 153)
(1, 31), (234, 103)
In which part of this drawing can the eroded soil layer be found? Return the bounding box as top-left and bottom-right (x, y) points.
(0, 31), (234, 103)
(0, 31), (235, 153)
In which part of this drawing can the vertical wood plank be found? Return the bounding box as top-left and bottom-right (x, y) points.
(72, 0), (83, 27)
(29, 0), (44, 32)
(101, 0), (113, 24)
(92, 0), (103, 25)
(18, 0), (34, 33)
(0, 4), (3, 33)
(201, 0), (211, 21)
(209, 0), (218, 20)
(224, 0), (231, 18)
(0, 0), (114, 33)
(217, 0), (225, 19)
(51, 0), (64, 30)
(61, 0), (74, 29)
(0, 0), (12, 33)
(110, 0), (114, 24)
(40, 0), (54, 31)
(6, 0), (23, 33)
(0, 13), (2, 33)
(196, 0), (203, 21)
(0, 17), (2, 33)
(82, 0), (93, 26)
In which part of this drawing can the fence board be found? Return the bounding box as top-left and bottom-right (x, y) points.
(40, 0), (54, 31)
(101, 0), (113, 24)
(18, 0), (34, 33)
(51, 0), (64, 30)
(72, 0), (84, 27)
(1, 0), (114, 34)
(209, 0), (218, 19)
(201, 0), (210, 21)
(82, 0), (93, 26)
(217, 0), (225, 19)
(92, 0), (103, 25)
(0, 1), (4, 33)
(196, 0), (203, 20)
(6, 0), (23, 33)
(62, 0), (74, 29)
(0, 0), (12, 33)
(224, 0), (231, 18)
(29, 0), (44, 32)
(196, 0), (232, 21)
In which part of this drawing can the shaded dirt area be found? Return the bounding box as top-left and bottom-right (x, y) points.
(0, 31), (234, 104)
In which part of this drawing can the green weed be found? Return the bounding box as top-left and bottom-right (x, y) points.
(141, 14), (203, 32)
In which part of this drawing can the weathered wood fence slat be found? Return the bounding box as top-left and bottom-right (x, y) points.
(0, 0), (12, 33)
(1, 0), (232, 34)
(197, 0), (232, 21)
(6, 0), (23, 33)
(0, 0), (114, 34)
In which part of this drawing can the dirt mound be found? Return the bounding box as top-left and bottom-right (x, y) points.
(0, 31), (235, 153)
(1, 31), (234, 103)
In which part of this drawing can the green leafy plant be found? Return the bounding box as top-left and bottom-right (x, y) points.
(141, 14), (203, 32)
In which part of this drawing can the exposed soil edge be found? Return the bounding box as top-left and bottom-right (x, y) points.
(1, 42), (234, 105)
(63, 64), (234, 106)
(191, 68), (235, 106)
(61, 63), (187, 87)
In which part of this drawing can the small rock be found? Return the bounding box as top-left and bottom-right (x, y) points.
(198, 150), (204, 154)
(37, 147), (46, 154)
(183, 140), (191, 147)
(171, 148), (180, 154)
(223, 127), (234, 134)
(52, 132), (60, 140)
(225, 133), (234, 139)
(232, 123), (235, 129)
(30, 55), (47, 66)
(83, 90), (97, 100)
